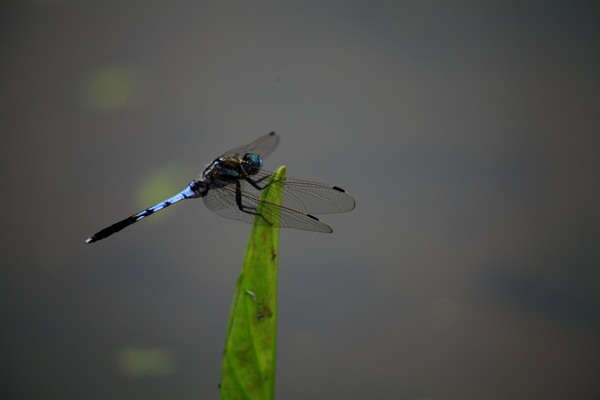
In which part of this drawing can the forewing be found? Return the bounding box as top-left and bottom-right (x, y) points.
(241, 170), (356, 214)
(202, 184), (332, 233)
(221, 132), (280, 159)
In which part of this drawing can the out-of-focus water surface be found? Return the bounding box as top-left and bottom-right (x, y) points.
(1, 1), (599, 399)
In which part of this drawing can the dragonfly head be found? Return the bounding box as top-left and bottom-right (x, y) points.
(242, 152), (262, 174)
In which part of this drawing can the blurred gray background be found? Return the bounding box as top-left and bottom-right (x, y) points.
(1, 1), (599, 399)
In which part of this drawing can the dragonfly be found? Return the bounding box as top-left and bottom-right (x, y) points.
(85, 132), (355, 243)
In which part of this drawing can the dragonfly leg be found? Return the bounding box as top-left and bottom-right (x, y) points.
(246, 175), (274, 190)
(235, 181), (273, 225)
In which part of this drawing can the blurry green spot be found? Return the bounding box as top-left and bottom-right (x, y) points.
(116, 346), (176, 377)
(135, 164), (186, 223)
(83, 66), (144, 110)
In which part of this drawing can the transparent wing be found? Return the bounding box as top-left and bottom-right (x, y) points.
(240, 170), (356, 214)
(221, 131), (280, 159)
(203, 183), (333, 233)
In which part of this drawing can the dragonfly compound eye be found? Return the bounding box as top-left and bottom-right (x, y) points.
(243, 153), (263, 170)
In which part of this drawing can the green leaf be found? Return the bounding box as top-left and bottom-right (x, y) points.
(220, 166), (285, 400)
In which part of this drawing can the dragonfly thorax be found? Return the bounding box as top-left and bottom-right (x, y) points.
(201, 154), (263, 189)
